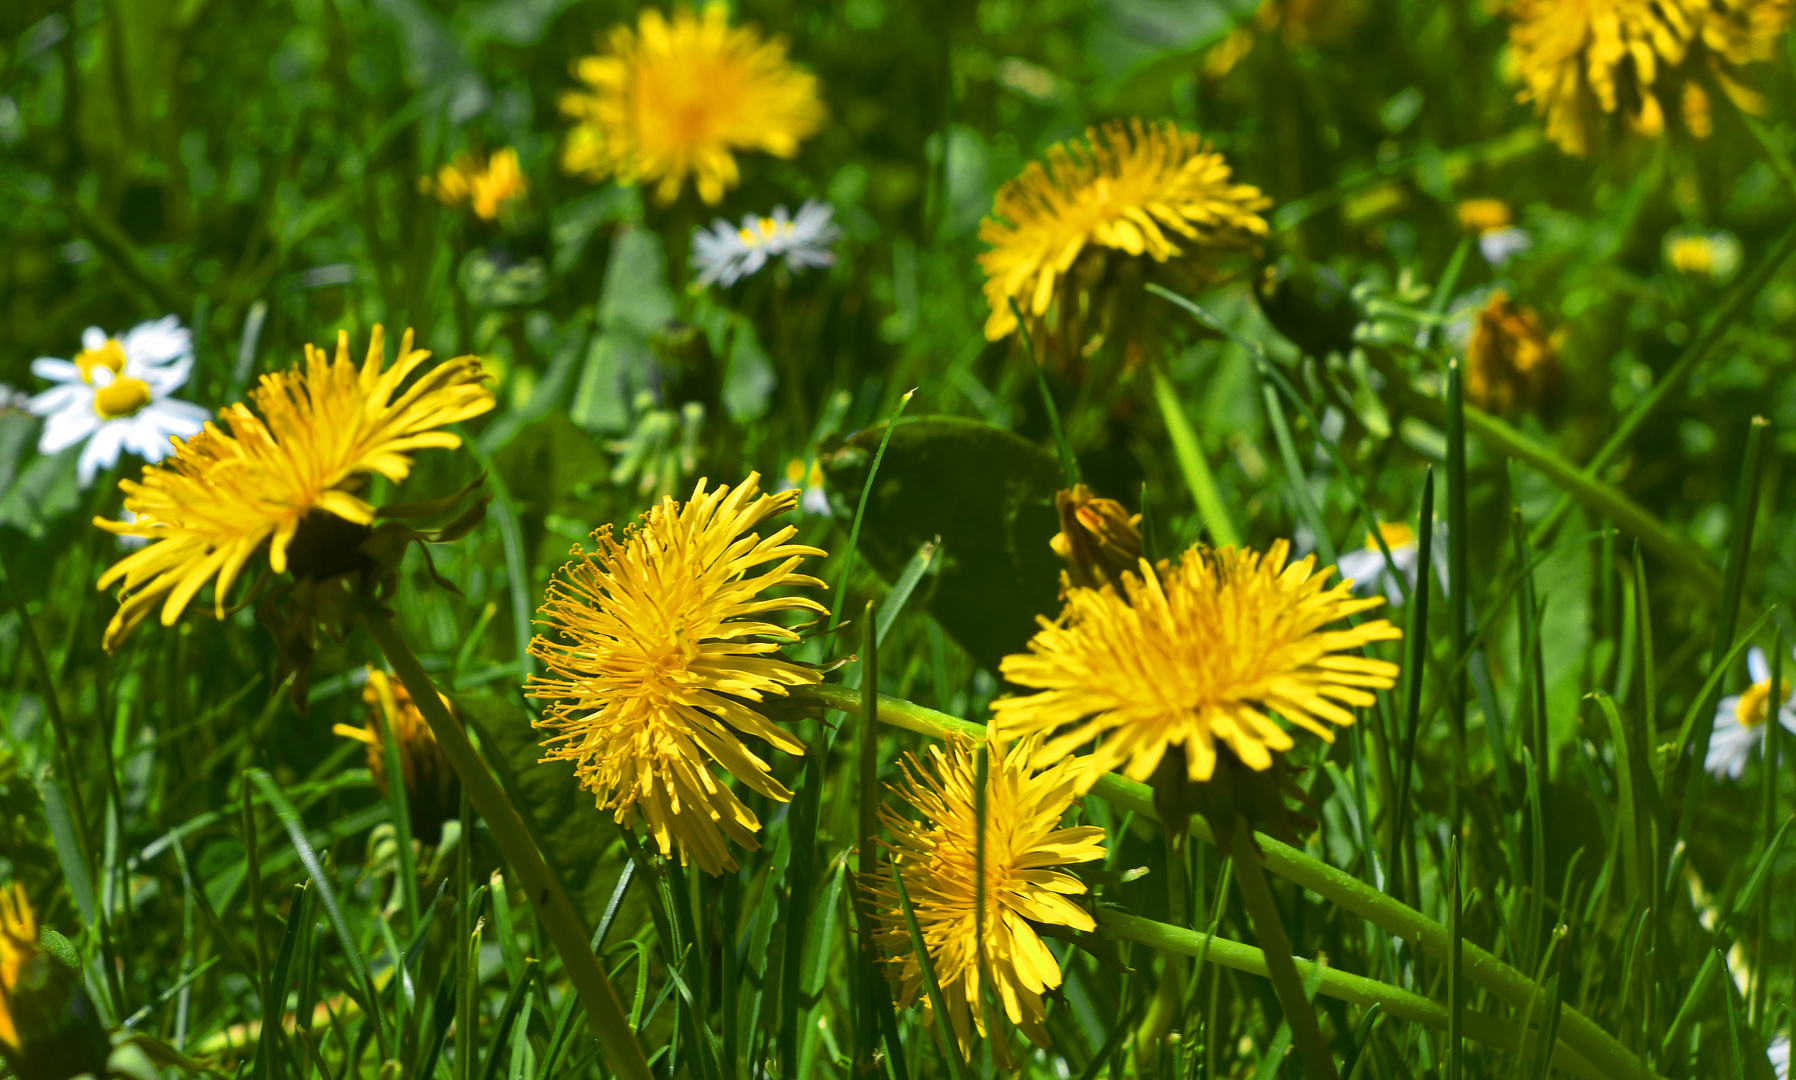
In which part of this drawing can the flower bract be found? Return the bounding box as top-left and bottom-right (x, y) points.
(527, 474), (828, 875)
(868, 735), (1105, 1060)
(993, 541), (1401, 787)
(560, 3), (824, 205)
(26, 317), (208, 489)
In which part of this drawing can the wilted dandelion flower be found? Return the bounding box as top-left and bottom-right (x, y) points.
(1336, 521), (1449, 606)
(868, 735), (1105, 1060)
(527, 474), (827, 875)
(0, 884), (107, 1078)
(560, 4), (824, 205)
(1049, 484), (1142, 592)
(426, 147), (527, 221)
(1507, 0), (1791, 157)
(1466, 291), (1560, 415)
(1665, 228), (1743, 283)
(27, 317), (208, 489)
(1707, 646), (1796, 780)
(94, 327), (494, 665)
(978, 119), (1269, 343)
(993, 541), (1400, 788)
(1456, 198), (1533, 267)
(692, 200), (840, 287)
(334, 668), (462, 844)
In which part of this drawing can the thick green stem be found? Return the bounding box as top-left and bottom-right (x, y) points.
(1232, 822), (1338, 1080)
(1150, 361), (1240, 548)
(361, 610), (651, 1080)
(798, 684), (1667, 1080)
(1099, 910), (1607, 1080)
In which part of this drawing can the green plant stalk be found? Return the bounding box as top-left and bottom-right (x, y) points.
(360, 609), (651, 1080)
(1231, 821), (1339, 1080)
(1009, 297), (1080, 488)
(855, 601), (882, 1076)
(1460, 406), (1722, 594)
(1446, 359), (1470, 763)
(799, 685), (1668, 1080)
(1448, 837), (1463, 1080)
(1150, 360), (1240, 547)
(1097, 910), (1609, 1080)
(1388, 468), (1435, 907)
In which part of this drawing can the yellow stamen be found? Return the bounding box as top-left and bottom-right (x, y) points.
(1735, 678), (1792, 728)
(93, 376), (153, 419)
(75, 338), (129, 384)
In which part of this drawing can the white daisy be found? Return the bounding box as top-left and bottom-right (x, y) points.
(777, 456), (832, 517)
(27, 316), (209, 488)
(1478, 226), (1532, 267)
(1770, 1034), (1789, 1080)
(1707, 646), (1796, 781)
(1335, 520), (1449, 607)
(692, 199), (840, 287)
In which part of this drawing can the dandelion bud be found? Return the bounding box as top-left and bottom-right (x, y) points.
(1050, 485), (1145, 592)
(1466, 292), (1559, 416)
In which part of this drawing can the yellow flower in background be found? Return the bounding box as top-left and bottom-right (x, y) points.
(0, 885), (107, 1076)
(1456, 198), (1512, 233)
(95, 327), (494, 653)
(1506, 0), (1791, 157)
(978, 118), (1270, 341)
(334, 669), (462, 844)
(1466, 291), (1561, 415)
(0, 883), (35, 1053)
(528, 474), (828, 875)
(1665, 228), (1743, 282)
(868, 735), (1106, 1060)
(427, 148), (527, 220)
(560, 4), (824, 205)
(993, 541), (1400, 787)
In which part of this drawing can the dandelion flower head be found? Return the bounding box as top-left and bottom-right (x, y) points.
(94, 326), (495, 652)
(979, 118), (1269, 341)
(560, 3), (824, 205)
(0, 883), (37, 1053)
(993, 540), (1401, 788)
(869, 735), (1106, 1058)
(528, 474), (828, 875)
(27, 317), (209, 489)
(427, 147), (528, 220)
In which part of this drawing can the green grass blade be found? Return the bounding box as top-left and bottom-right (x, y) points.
(892, 861), (974, 1080)
(1009, 296), (1080, 488)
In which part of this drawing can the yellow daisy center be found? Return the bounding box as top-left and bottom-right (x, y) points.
(76, 338), (128, 384)
(1735, 678), (1792, 728)
(738, 216), (793, 247)
(93, 376), (153, 419)
(1668, 235), (1715, 275)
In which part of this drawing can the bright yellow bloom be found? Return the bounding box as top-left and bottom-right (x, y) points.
(979, 119), (1269, 341)
(95, 327), (494, 652)
(527, 474), (827, 875)
(1466, 291), (1560, 416)
(1507, 0), (1791, 157)
(993, 541), (1400, 787)
(427, 148), (527, 220)
(560, 4), (824, 205)
(869, 735), (1105, 1059)
(334, 669), (461, 844)
(0, 883), (36, 1052)
(1457, 198), (1513, 234)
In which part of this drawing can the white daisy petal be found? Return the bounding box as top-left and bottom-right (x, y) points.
(31, 358), (83, 383)
(78, 424), (130, 488)
(1705, 715), (1758, 781)
(39, 408), (100, 454)
(81, 326), (107, 352)
(1748, 646), (1769, 684)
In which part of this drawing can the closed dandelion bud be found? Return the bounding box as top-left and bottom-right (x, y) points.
(1050, 485), (1144, 592)
(1465, 292), (1560, 416)
(0, 885), (108, 1080)
(335, 669), (462, 845)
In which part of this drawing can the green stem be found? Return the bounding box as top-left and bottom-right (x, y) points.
(1232, 822), (1338, 1080)
(361, 609), (651, 1080)
(1150, 360), (1240, 548)
(799, 684), (1666, 1080)
(1098, 910), (1608, 1080)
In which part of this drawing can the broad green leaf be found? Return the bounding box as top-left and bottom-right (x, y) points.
(821, 416), (1063, 672)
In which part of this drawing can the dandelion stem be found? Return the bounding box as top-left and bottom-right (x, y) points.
(360, 608), (651, 1080)
(1231, 821), (1339, 1080)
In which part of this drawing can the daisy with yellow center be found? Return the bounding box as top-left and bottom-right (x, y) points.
(527, 474), (828, 875)
(1506, 0), (1791, 157)
(560, 4), (824, 205)
(978, 118), (1270, 342)
(1708, 645), (1796, 780)
(334, 668), (462, 844)
(992, 540), (1401, 787)
(427, 147), (528, 221)
(1665, 228), (1743, 282)
(94, 326), (495, 654)
(868, 735), (1106, 1059)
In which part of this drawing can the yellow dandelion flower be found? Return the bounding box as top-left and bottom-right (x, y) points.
(0, 885), (107, 1075)
(1049, 484), (1143, 592)
(527, 474), (828, 875)
(0, 884), (34, 1054)
(868, 735), (1106, 1060)
(1506, 0), (1791, 157)
(334, 668), (462, 844)
(94, 327), (495, 654)
(427, 148), (528, 221)
(978, 118), (1270, 342)
(560, 3), (824, 205)
(1466, 291), (1561, 416)
(992, 541), (1401, 787)
(1456, 198), (1513, 234)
